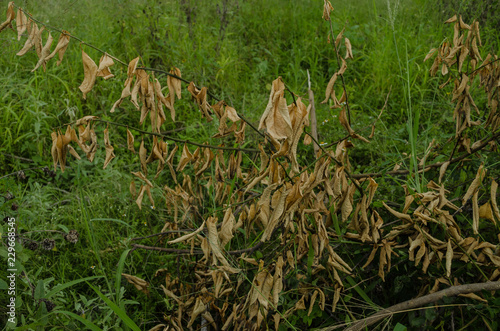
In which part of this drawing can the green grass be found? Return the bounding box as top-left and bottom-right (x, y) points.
(1, 0), (500, 329)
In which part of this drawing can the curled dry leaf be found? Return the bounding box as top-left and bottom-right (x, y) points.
(0, 1), (15, 33)
(103, 127), (115, 169)
(126, 128), (135, 153)
(17, 20), (39, 56)
(344, 37), (353, 59)
(258, 77), (293, 141)
(79, 50), (98, 99)
(139, 140), (148, 176)
(168, 221), (205, 244)
(16, 8), (27, 41)
(45, 31), (70, 65)
(322, 0), (334, 21)
(187, 82), (212, 121)
(445, 239), (453, 278)
(122, 273), (149, 295)
(97, 53), (114, 80)
(32, 31), (53, 72)
(176, 143), (193, 172)
(462, 163), (486, 205)
(168, 67), (182, 101)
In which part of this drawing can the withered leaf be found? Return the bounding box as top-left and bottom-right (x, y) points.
(17, 20), (40, 56)
(139, 140), (148, 176)
(32, 31), (53, 72)
(322, 0), (334, 21)
(462, 164), (486, 205)
(344, 37), (353, 59)
(446, 239), (453, 278)
(97, 53), (114, 80)
(16, 8), (27, 41)
(176, 143), (192, 172)
(168, 221), (205, 244)
(45, 30), (70, 65)
(122, 273), (149, 295)
(0, 1), (15, 33)
(103, 127), (115, 169)
(258, 77), (293, 141)
(127, 128), (135, 153)
(79, 50), (98, 100)
(168, 67), (182, 101)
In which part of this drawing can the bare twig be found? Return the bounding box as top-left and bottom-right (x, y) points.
(334, 281), (500, 331)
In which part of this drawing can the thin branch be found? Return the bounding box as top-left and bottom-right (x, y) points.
(95, 119), (259, 153)
(335, 281), (500, 331)
(351, 128), (500, 179)
(131, 241), (263, 255)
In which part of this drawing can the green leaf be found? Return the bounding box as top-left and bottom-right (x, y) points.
(45, 276), (103, 299)
(50, 311), (103, 331)
(115, 249), (131, 304)
(34, 280), (45, 300)
(87, 282), (141, 331)
(394, 322), (407, 331)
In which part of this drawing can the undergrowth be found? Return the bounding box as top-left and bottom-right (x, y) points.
(1, 0), (500, 330)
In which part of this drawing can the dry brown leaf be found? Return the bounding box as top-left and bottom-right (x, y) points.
(103, 127), (115, 169)
(258, 77), (293, 141)
(176, 143), (192, 172)
(446, 239), (453, 278)
(462, 164), (486, 205)
(445, 14), (457, 24)
(344, 37), (353, 59)
(126, 128), (135, 153)
(79, 50), (98, 100)
(0, 1), (15, 33)
(122, 273), (149, 295)
(129, 180), (136, 198)
(139, 140), (148, 176)
(17, 20), (40, 56)
(322, 0), (334, 21)
(45, 31), (70, 66)
(383, 201), (412, 222)
(15, 7), (27, 41)
(490, 180), (500, 224)
(187, 297), (207, 328)
(322, 73), (338, 104)
(439, 161), (450, 183)
(97, 53), (114, 80)
(168, 221), (205, 244)
(168, 67), (182, 101)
